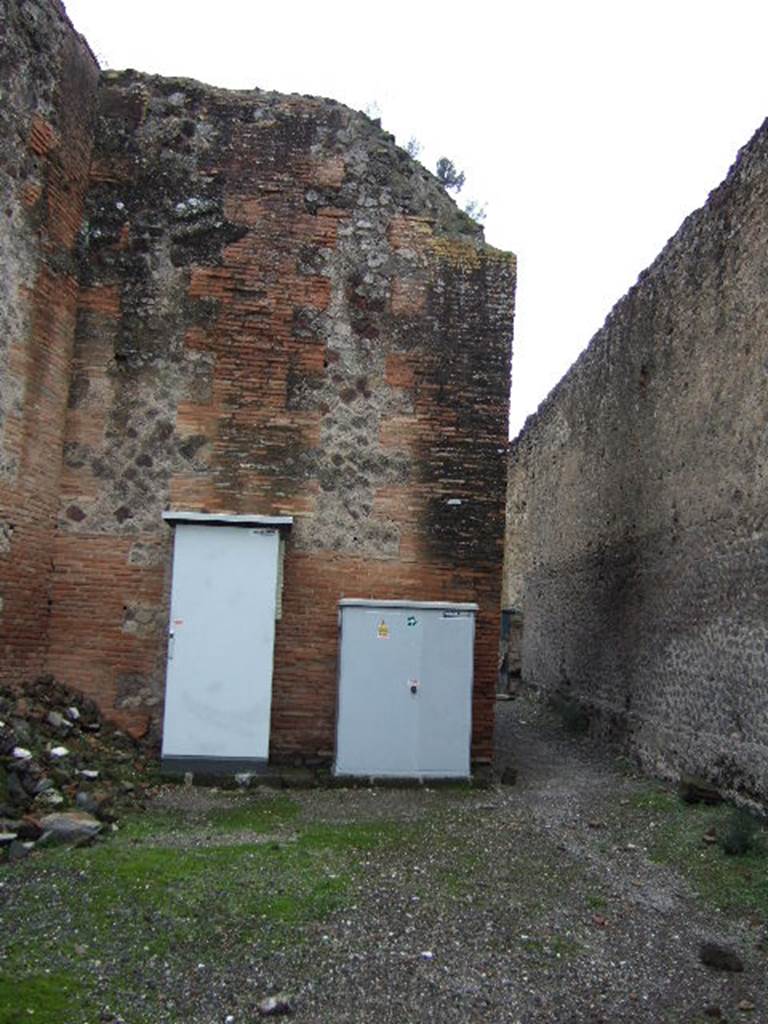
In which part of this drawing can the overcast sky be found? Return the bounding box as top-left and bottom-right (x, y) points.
(64, 0), (768, 436)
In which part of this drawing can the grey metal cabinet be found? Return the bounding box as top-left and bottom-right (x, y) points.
(334, 599), (477, 779)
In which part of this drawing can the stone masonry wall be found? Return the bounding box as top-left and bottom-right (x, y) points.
(0, 0), (99, 683)
(505, 119), (768, 804)
(45, 71), (515, 756)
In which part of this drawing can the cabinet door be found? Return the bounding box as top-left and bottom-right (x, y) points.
(335, 606), (473, 779)
(415, 610), (474, 777)
(335, 607), (421, 777)
(161, 525), (279, 767)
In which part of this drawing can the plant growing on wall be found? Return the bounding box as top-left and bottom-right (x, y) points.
(435, 156), (465, 193)
(463, 198), (487, 223)
(405, 137), (422, 158)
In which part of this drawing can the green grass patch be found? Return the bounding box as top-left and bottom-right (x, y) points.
(549, 933), (582, 957)
(435, 846), (485, 896)
(63, 829), (371, 950)
(520, 933), (582, 960)
(117, 794), (301, 840)
(2, 816), (415, 1007)
(630, 785), (678, 813)
(639, 798), (768, 918)
(116, 807), (188, 840)
(207, 793), (301, 832)
(298, 820), (411, 851)
(0, 972), (84, 1024)
(585, 893), (608, 911)
(429, 780), (477, 797)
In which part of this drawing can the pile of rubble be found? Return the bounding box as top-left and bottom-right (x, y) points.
(1, 675), (154, 862)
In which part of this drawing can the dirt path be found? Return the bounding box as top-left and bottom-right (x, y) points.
(488, 697), (766, 1022)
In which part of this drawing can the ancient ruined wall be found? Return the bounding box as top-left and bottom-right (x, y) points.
(506, 120), (768, 803)
(47, 71), (515, 755)
(0, 1), (99, 682)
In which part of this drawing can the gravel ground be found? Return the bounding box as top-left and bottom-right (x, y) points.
(3, 694), (767, 1023)
(263, 697), (766, 1024)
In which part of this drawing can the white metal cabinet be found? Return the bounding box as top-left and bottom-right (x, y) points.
(160, 518), (285, 773)
(334, 599), (477, 779)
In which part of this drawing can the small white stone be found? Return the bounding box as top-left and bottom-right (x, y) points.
(420, 950), (434, 960)
(79, 769), (100, 780)
(12, 747), (32, 760)
(66, 706), (81, 721)
(49, 746), (69, 759)
(38, 790), (65, 807)
(258, 995), (293, 1016)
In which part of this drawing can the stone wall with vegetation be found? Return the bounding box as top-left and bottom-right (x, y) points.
(506, 119), (768, 805)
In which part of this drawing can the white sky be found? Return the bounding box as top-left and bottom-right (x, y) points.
(64, 0), (768, 436)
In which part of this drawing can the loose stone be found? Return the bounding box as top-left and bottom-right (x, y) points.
(699, 941), (744, 972)
(37, 811), (102, 847)
(258, 994), (294, 1016)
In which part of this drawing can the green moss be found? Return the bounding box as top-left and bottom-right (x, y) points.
(0, 972), (84, 1024)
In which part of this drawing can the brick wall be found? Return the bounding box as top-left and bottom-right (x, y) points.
(44, 72), (515, 759)
(506, 119), (768, 803)
(0, 1), (99, 683)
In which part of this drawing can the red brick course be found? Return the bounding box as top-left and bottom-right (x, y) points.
(0, 4), (99, 687)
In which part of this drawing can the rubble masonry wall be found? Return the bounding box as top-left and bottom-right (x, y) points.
(505, 119), (768, 803)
